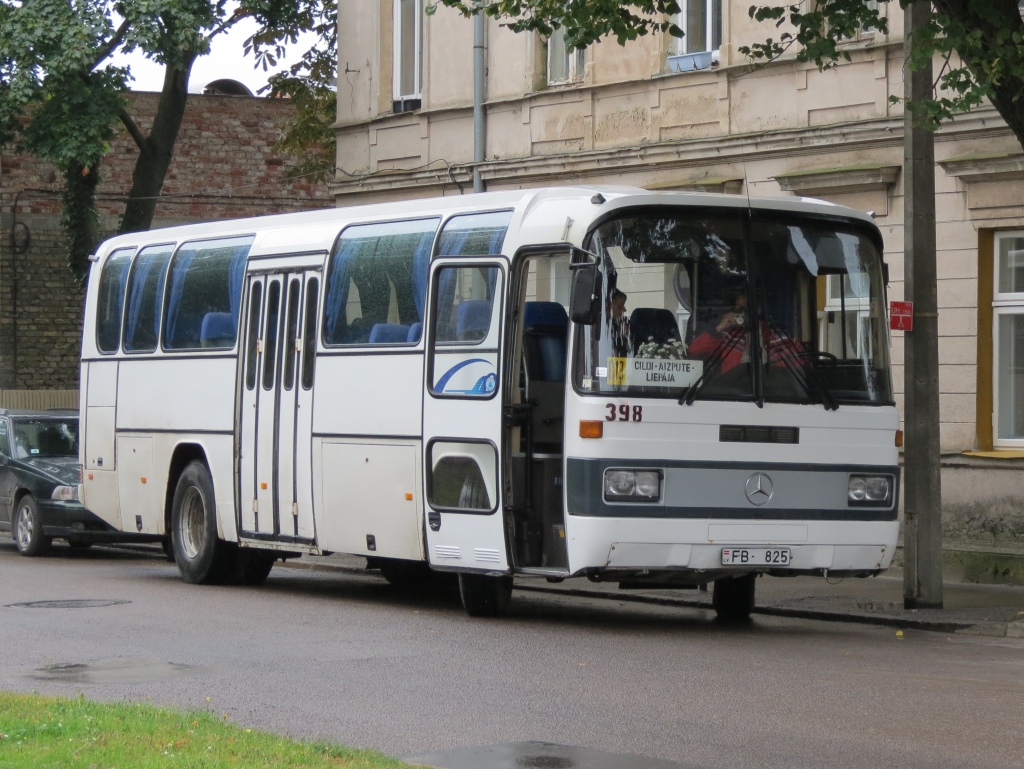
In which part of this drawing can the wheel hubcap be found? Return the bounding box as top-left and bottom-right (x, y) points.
(179, 486), (206, 560)
(16, 506), (33, 549)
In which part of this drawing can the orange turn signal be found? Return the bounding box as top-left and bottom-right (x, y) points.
(579, 420), (604, 439)
(895, 430), (904, 448)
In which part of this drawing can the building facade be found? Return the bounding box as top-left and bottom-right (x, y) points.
(0, 91), (331, 393)
(334, 2), (1024, 559)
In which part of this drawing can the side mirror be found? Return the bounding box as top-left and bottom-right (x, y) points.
(569, 266), (603, 325)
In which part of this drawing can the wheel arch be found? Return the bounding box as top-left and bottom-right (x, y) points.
(164, 443), (210, 536)
(9, 488), (33, 539)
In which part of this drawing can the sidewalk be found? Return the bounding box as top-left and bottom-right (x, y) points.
(285, 554), (1024, 637)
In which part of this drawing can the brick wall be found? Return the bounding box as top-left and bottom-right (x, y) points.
(0, 92), (331, 389)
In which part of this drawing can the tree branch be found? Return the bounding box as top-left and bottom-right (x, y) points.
(90, 19), (131, 71)
(118, 104), (147, 152)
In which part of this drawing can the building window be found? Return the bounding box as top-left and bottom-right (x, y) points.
(548, 26), (585, 85)
(993, 231), (1024, 446)
(393, 0), (423, 111)
(669, 0), (722, 71)
(837, 0), (879, 43)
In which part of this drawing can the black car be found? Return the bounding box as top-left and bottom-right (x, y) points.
(0, 409), (150, 556)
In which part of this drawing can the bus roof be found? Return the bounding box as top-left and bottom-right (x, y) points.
(91, 186), (877, 262)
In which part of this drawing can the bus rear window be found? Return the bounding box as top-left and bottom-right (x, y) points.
(96, 248), (135, 354)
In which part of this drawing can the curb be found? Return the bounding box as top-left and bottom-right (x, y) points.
(102, 545), (1020, 637)
(278, 558), (1017, 637)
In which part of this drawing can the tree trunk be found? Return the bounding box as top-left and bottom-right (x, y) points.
(118, 54), (197, 234)
(931, 0), (1024, 150)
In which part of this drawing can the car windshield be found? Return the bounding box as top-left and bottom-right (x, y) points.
(10, 417), (79, 458)
(573, 207), (893, 406)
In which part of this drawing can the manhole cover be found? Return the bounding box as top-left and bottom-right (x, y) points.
(6, 599), (130, 609)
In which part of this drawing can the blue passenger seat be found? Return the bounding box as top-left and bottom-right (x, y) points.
(200, 312), (236, 348)
(523, 301), (569, 382)
(368, 323), (411, 344)
(407, 322), (423, 343)
(455, 300), (492, 341)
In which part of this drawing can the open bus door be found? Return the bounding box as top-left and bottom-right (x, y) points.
(422, 259), (512, 615)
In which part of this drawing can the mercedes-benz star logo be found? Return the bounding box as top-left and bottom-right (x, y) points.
(744, 473), (774, 506)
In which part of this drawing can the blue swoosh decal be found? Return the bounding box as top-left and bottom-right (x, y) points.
(436, 358), (490, 391)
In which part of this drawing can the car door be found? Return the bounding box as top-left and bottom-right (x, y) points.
(0, 418), (12, 525)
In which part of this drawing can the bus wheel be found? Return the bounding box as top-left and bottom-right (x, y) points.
(171, 461), (232, 585)
(230, 550), (276, 586)
(712, 574), (756, 623)
(458, 573), (512, 617)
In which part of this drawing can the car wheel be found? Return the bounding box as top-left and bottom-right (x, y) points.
(15, 496), (51, 557)
(170, 460), (234, 584)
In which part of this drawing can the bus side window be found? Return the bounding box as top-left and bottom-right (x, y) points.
(322, 218), (438, 346)
(301, 278), (319, 390)
(263, 281), (282, 391)
(283, 278), (301, 390)
(163, 236), (253, 351)
(123, 245), (173, 353)
(245, 283), (263, 391)
(429, 265), (502, 398)
(96, 248), (135, 354)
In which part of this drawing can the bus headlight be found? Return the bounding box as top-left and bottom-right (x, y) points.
(848, 475), (893, 506)
(604, 469), (662, 503)
(51, 485), (79, 502)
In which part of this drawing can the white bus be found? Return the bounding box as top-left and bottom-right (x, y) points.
(79, 187), (900, 620)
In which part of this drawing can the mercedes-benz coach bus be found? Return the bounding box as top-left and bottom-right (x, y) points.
(79, 187), (900, 620)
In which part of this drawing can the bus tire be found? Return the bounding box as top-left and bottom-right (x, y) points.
(712, 574), (756, 623)
(171, 460), (233, 585)
(230, 550), (276, 586)
(458, 573), (512, 617)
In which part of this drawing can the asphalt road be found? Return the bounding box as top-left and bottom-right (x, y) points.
(1, 541), (1023, 769)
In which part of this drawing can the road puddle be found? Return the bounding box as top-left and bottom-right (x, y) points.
(29, 658), (221, 685)
(405, 741), (698, 769)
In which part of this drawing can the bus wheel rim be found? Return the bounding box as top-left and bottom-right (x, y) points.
(180, 486), (206, 560)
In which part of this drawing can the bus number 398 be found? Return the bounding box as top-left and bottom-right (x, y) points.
(606, 404), (642, 422)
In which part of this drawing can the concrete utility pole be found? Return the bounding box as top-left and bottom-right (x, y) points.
(902, 2), (943, 609)
(472, 10), (486, 193)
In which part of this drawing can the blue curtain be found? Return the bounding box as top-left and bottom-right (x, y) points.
(324, 238), (361, 343)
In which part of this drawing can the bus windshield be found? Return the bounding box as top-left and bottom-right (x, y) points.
(574, 208), (893, 406)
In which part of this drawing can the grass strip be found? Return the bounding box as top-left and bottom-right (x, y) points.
(0, 691), (415, 769)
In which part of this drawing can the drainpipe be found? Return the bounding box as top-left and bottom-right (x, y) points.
(473, 10), (486, 193)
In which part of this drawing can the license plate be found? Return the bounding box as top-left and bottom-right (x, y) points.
(721, 547), (792, 566)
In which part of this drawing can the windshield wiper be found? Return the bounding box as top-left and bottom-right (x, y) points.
(766, 322), (839, 411)
(678, 329), (747, 406)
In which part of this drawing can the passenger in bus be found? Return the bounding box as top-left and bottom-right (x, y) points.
(608, 289), (632, 358)
(689, 294), (807, 374)
(688, 294), (748, 370)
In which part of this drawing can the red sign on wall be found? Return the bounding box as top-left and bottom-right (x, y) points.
(890, 301), (914, 331)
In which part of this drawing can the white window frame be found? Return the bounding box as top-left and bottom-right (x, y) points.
(393, 0), (424, 103)
(671, 0), (722, 56)
(547, 26), (586, 85)
(993, 230), (1024, 447)
(819, 273), (872, 360)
